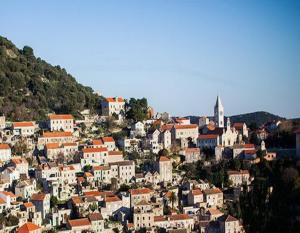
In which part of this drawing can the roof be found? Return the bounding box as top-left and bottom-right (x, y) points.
(191, 189), (203, 195)
(83, 191), (102, 197)
(154, 214), (192, 222)
(68, 218), (91, 227)
(105, 97), (124, 102)
(185, 147), (200, 153)
(159, 156), (170, 162)
(174, 124), (198, 129)
(93, 165), (110, 171)
(198, 134), (218, 139)
(13, 122), (34, 127)
(88, 213), (103, 221)
(129, 188), (152, 195)
(42, 131), (72, 138)
(0, 144), (10, 150)
(207, 208), (223, 215)
(0, 198), (5, 204)
(84, 172), (93, 177)
(11, 157), (28, 165)
(49, 114), (73, 120)
(105, 195), (121, 202)
(203, 188), (222, 195)
(92, 139), (103, 145)
(17, 222), (41, 233)
(82, 147), (108, 153)
(31, 193), (46, 201)
(233, 122), (245, 129)
(23, 202), (34, 208)
(108, 151), (123, 156)
(102, 136), (115, 143)
(160, 124), (174, 131)
(109, 160), (134, 166)
(244, 144), (255, 149)
(0, 191), (16, 197)
(45, 143), (60, 149)
(218, 214), (238, 222)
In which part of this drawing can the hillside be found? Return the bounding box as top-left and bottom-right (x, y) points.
(229, 111), (285, 127)
(0, 36), (101, 121)
(188, 111), (285, 127)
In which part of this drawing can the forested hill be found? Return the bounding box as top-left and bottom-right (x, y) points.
(0, 36), (101, 121)
(229, 111), (285, 127)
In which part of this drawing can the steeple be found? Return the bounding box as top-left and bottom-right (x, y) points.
(214, 95), (224, 128)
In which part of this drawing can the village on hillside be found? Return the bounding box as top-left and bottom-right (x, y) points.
(0, 95), (299, 233)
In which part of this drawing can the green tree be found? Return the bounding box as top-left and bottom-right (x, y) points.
(126, 98), (148, 122)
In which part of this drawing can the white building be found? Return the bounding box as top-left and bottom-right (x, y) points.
(172, 124), (199, 142)
(130, 121), (146, 138)
(12, 121), (36, 136)
(48, 114), (74, 132)
(158, 156), (172, 183)
(101, 97), (125, 117)
(0, 144), (11, 163)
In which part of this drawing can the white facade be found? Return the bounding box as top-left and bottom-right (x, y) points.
(158, 156), (172, 183)
(0, 144), (11, 163)
(13, 122), (36, 136)
(101, 97), (125, 117)
(48, 114), (74, 132)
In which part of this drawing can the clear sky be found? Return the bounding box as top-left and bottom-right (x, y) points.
(1, 0), (299, 118)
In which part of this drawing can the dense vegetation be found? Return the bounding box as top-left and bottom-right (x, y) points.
(229, 111), (285, 127)
(126, 98), (149, 122)
(0, 36), (101, 121)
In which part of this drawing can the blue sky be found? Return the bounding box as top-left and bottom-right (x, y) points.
(1, 0), (299, 118)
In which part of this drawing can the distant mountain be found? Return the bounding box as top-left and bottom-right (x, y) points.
(188, 111), (286, 127)
(229, 111), (285, 127)
(0, 36), (101, 121)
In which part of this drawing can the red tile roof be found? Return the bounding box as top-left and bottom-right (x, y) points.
(93, 165), (110, 171)
(192, 189), (203, 195)
(92, 139), (103, 145)
(13, 122), (34, 127)
(198, 134), (218, 139)
(42, 131), (72, 138)
(233, 122), (244, 129)
(204, 188), (222, 195)
(108, 151), (123, 156)
(129, 188), (152, 195)
(101, 137), (115, 143)
(17, 222), (41, 233)
(105, 195), (121, 202)
(23, 202), (34, 208)
(68, 218), (91, 227)
(83, 191), (102, 197)
(174, 124), (198, 129)
(45, 143), (60, 149)
(159, 156), (170, 162)
(105, 97), (124, 102)
(0, 144), (10, 150)
(31, 193), (46, 201)
(82, 147), (108, 153)
(49, 114), (73, 120)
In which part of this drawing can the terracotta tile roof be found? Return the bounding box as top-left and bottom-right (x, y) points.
(160, 124), (174, 131)
(23, 202), (34, 208)
(42, 131), (72, 138)
(11, 158), (27, 164)
(0, 191), (16, 197)
(243, 144), (255, 149)
(203, 188), (222, 195)
(159, 156), (170, 162)
(192, 189), (203, 195)
(105, 97), (124, 103)
(88, 213), (103, 221)
(105, 195), (121, 203)
(0, 144), (10, 150)
(93, 165), (110, 171)
(207, 208), (223, 215)
(31, 193), (46, 201)
(71, 196), (83, 204)
(49, 114), (73, 120)
(82, 147), (108, 153)
(45, 143), (60, 149)
(59, 165), (75, 171)
(92, 139), (103, 145)
(154, 216), (166, 222)
(198, 134), (218, 139)
(109, 160), (134, 166)
(13, 122), (34, 127)
(185, 148), (200, 153)
(77, 177), (85, 183)
(68, 218), (91, 227)
(174, 124), (198, 129)
(101, 137), (115, 143)
(83, 191), (102, 197)
(0, 198), (5, 204)
(17, 222), (41, 233)
(233, 122), (245, 129)
(63, 142), (77, 147)
(129, 188), (152, 195)
(169, 214), (192, 221)
(244, 149), (257, 155)
(108, 151), (123, 156)
(225, 215), (238, 222)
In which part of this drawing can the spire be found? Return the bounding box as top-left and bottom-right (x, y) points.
(215, 95), (222, 108)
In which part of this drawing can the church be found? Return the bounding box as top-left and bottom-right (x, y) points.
(214, 96), (239, 147)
